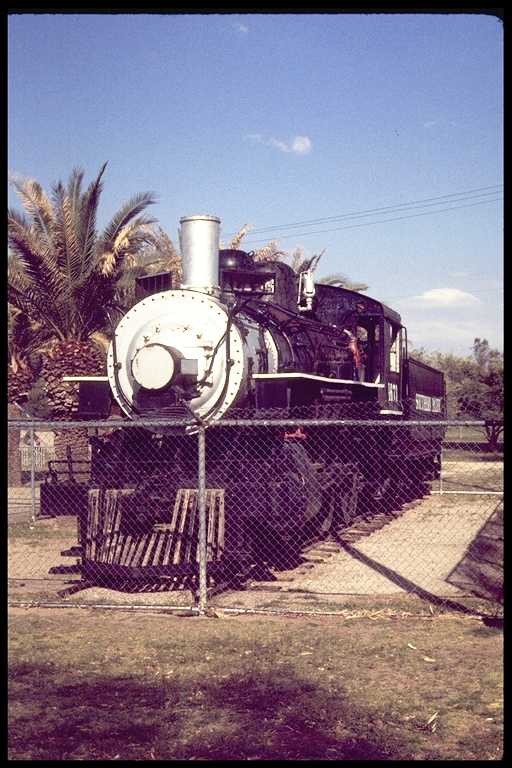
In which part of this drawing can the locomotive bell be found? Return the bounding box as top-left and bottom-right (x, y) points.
(179, 214), (221, 295)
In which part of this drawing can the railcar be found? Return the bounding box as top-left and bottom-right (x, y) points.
(62, 214), (446, 587)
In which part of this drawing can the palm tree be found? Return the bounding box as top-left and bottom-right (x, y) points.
(8, 163), (158, 463)
(7, 402), (23, 487)
(116, 226), (182, 309)
(8, 309), (30, 486)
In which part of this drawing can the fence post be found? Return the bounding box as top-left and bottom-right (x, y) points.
(30, 427), (37, 524)
(197, 426), (207, 614)
(439, 443), (444, 495)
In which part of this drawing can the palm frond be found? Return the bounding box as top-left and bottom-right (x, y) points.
(116, 264), (148, 287)
(58, 193), (83, 282)
(78, 162), (108, 277)
(154, 226), (180, 260)
(8, 209), (66, 307)
(288, 247), (306, 273)
(8, 256), (36, 295)
(227, 223), (253, 249)
(308, 249), (325, 272)
(289, 249), (325, 274)
(8, 308), (31, 360)
(8, 284), (65, 339)
(253, 240), (287, 262)
(9, 177), (55, 247)
(99, 192), (158, 255)
(97, 220), (158, 277)
(144, 227), (182, 279)
(319, 273), (369, 291)
(8, 308), (54, 368)
(67, 167), (85, 231)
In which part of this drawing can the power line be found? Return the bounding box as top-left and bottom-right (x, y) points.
(240, 196), (503, 245)
(224, 184), (503, 240)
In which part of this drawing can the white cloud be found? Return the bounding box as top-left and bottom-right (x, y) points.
(394, 288), (495, 354)
(407, 288), (480, 308)
(235, 22), (248, 34)
(290, 136), (312, 155)
(268, 137), (290, 153)
(245, 133), (312, 155)
(405, 317), (484, 355)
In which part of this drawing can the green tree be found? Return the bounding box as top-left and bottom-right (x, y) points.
(458, 339), (504, 450)
(411, 340), (503, 450)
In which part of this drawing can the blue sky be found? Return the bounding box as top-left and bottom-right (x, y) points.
(8, 12), (503, 355)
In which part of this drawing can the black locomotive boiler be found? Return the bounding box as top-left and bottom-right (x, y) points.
(67, 214), (446, 586)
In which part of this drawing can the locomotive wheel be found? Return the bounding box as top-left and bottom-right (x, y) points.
(279, 442), (323, 523)
(338, 469), (361, 525)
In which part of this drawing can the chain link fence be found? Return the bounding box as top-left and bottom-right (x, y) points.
(8, 417), (503, 617)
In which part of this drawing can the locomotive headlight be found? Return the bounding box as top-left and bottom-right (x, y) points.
(131, 343), (177, 390)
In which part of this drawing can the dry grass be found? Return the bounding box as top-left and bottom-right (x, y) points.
(8, 606), (503, 761)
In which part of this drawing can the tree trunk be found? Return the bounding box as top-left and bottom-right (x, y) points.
(485, 423), (502, 453)
(8, 403), (23, 486)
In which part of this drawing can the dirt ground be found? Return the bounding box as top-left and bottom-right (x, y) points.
(8, 454), (502, 624)
(8, 605), (503, 761)
(8, 491), (503, 614)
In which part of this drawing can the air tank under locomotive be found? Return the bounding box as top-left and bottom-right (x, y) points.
(67, 214), (446, 583)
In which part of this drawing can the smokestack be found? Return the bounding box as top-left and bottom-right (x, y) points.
(179, 214), (221, 295)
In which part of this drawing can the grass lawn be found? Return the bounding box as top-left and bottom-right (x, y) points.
(8, 606), (503, 761)
(443, 426), (503, 445)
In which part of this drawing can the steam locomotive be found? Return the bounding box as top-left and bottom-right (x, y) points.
(65, 215), (446, 584)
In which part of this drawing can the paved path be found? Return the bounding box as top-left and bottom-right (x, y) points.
(261, 494), (503, 598)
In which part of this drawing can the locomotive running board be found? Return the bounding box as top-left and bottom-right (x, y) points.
(252, 373), (384, 388)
